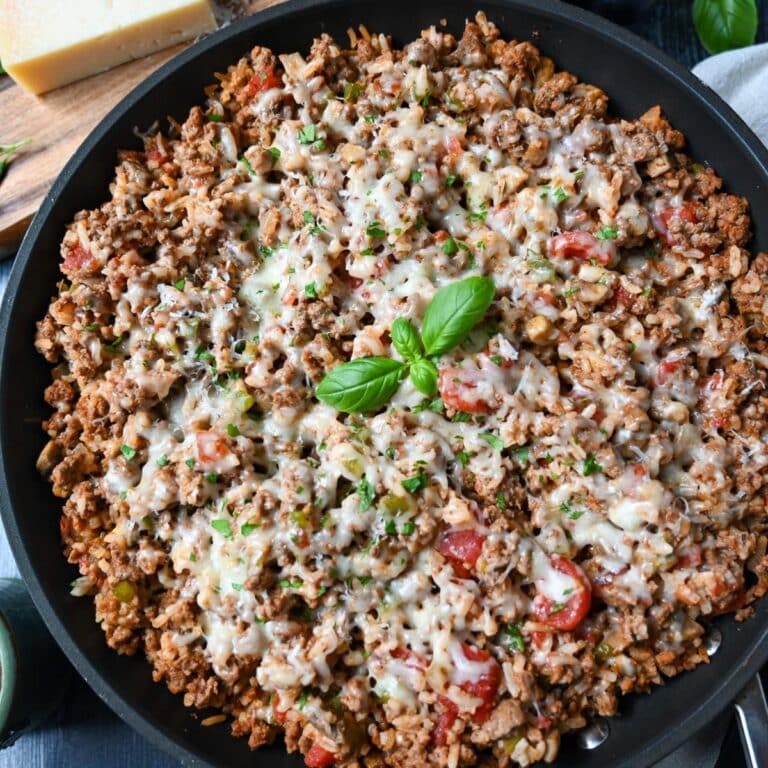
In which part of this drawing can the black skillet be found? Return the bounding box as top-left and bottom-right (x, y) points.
(1, 1), (768, 766)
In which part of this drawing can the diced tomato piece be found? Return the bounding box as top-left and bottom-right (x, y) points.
(533, 556), (592, 631)
(674, 544), (703, 570)
(655, 357), (683, 386)
(438, 367), (495, 414)
(604, 283), (634, 312)
(433, 696), (459, 746)
(248, 67), (282, 97)
(273, 692), (287, 724)
(549, 231), (611, 266)
(654, 203), (698, 246)
(195, 431), (231, 468)
(531, 630), (549, 649)
(62, 244), (94, 276)
(535, 715), (552, 730)
(445, 136), (463, 158)
(146, 148), (171, 164)
(304, 744), (336, 768)
(438, 529), (486, 578)
(392, 647), (428, 670)
(457, 644), (501, 723)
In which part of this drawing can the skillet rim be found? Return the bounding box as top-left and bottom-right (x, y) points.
(2, 0), (768, 766)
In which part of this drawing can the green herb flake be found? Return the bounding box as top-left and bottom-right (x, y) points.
(446, 174), (459, 187)
(173, 278), (186, 291)
(496, 492), (507, 510)
(402, 472), (427, 494)
(357, 477), (375, 512)
(456, 450), (471, 467)
(120, 444), (137, 461)
(156, 454), (169, 468)
(360, 247), (375, 256)
(211, 519), (233, 539)
(410, 170), (423, 184)
(364, 114), (377, 123)
(479, 433), (504, 451)
(517, 446), (530, 465)
(502, 623), (525, 652)
(298, 124), (318, 144)
(385, 447), (396, 460)
(226, 423), (240, 437)
(467, 203), (488, 223)
(205, 472), (221, 484)
(185, 458), (196, 469)
(401, 521), (416, 536)
(597, 226), (618, 241)
(366, 221), (386, 239)
(241, 522), (260, 536)
(442, 237), (459, 255)
(267, 146), (281, 163)
(207, 113), (224, 122)
(305, 281), (318, 299)
(583, 453), (603, 476)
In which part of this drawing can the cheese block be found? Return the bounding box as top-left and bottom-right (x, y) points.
(0, 0), (217, 95)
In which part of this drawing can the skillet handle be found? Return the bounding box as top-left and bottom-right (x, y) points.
(735, 675), (768, 768)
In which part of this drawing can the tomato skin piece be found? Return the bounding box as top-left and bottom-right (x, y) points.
(655, 358), (682, 386)
(654, 203), (698, 246)
(457, 644), (501, 723)
(304, 744), (336, 768)
(445, 136), (463, 158)
(273, 692), (287, 724)
(62, 244), (95, 277)
(391, 646), (427, 670)
(195, 431), (229, 464)
(433, 696), (459, 746)
(533, 556), (592, 631)
(438, 529), (486, 578)
(438, 367), (494, 414)
(248, 67), (282, 96)
(549, 231), (610, 266)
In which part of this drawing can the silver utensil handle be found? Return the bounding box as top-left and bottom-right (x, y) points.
(735, 675), (768, 768)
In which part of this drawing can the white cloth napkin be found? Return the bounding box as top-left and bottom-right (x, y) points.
(693, 42), (768, 148)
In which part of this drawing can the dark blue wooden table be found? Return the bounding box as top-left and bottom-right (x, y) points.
(0, 1), (766, 766)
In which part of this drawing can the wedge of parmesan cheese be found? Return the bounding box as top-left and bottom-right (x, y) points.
(0, 0), (216, 94)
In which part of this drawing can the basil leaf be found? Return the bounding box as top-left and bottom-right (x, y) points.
(316, 357), (406, 413)
(421, 276), (495, 356)
(391, 317), (423, 362)
(410, 358), (438, 396)
(693, 0), (757, 54)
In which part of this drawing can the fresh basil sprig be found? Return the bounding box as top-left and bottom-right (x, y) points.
(0, 138), (31, 182)
(315, 356), (406, 413)
(693, 0), (757, 54)
(316, 276), (495, 413)
(421, 276), (496, 355)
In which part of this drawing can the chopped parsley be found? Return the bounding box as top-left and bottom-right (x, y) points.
(479, 432), (504, 451)
(363, 114), (376, 123)
(357, 477), (375, 512)
(442, 237), (459, 255)
(385, 519), (398, 536)
(206, 113), (224, 122)
(305, 282), (318, 299)
(267, 146), (281, 163)
(385, 447), (396, 460)
(278, 577), (303, 589)
(173, 278), (186, 291)
(467, 203), (488, 223)
(496, 492), (507, 510)
(582, 453), (603, 476)
(360, 247), (375, 256)
(226, 423), (240, 437)
(517, 446), (530, 465)
(402, 472), (427, 494)
(120, 444), (137, 461)
(560, 500), (585, 520)
(445, 174), (459, 187)
(597, 226), (618, 241)
(241, 522), (260, 536)
(366, 221), (386, 239)
(410, 170), (423, 184)
(502, 623), (525, 652)
(401, 521), (416, 536)
(211, 519), (233, 539)
(297, 124), (325, 151)
(451, 411), (471, 423)
(185, 458), (196, 469)
(205, 472), (220, 484)
(303, 210), (325, 235)
(156, 454), (169, 467)
(455, 450), (471, 467)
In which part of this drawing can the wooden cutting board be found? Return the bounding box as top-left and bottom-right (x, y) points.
(0, 0), (282, 258)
